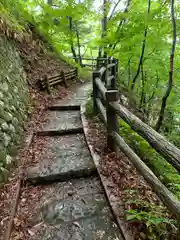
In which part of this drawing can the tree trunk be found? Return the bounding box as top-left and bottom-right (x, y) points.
(47, 0), (52, 5)
(109, 0), (131, 50)
(75, 21), (82, 66)
(103, 0), (107, 57)
(147, 71), (159, 104)
(128, 57), (131, 87)
(155, 0), (176, 132)
(131, 0), (151, 90)
(68, 16), (78, 63)
(139, 64), (144, 109)
(98, 0), (108, 58)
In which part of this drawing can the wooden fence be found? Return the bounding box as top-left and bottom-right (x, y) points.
(92, 57), (180, 234)
(40, 68), (78, 94)
(71, 56), (113, 69)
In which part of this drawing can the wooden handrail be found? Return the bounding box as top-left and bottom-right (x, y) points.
(99, 66), (106, 76)
(96, 98), (107, 124)
(71, 57), (108, 60)
(92, 56), (180, 233)
(82, 63), (96, 67)
(107, 75), (115, 82)
(107, 63), (116, 69)
(112, 131), (180, 220)
(94, 78), (106, 100)
(110, 101), (180, 173)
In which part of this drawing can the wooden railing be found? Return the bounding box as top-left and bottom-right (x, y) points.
(71, 56), (113, 69)
(40, 68), (78, 94)
(92, 57), (180, 233)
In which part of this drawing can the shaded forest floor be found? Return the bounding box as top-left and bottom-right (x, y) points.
(85, 115), (177, 239)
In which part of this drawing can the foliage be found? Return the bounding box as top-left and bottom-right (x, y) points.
(119, 119), (180, 199)
(0, 1), (24, 36)
(2, 0), (180, 237)
(126, 198), (177, 239)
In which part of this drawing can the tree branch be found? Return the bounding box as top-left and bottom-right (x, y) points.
(109, 0), (131, 50)
(155, 0), (176, 132)
(146, 70), (159, 104)
(109, 0), (122, 20)
(75, 21), (82, 65)
(131, 0), (151, 90)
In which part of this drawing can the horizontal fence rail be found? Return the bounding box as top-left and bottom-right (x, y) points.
(92, 56), (180, 234)
(110, 101), (180, 173)
(40, 68), (77, 94)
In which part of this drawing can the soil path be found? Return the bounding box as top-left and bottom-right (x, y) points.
(11, 82), (124, 240)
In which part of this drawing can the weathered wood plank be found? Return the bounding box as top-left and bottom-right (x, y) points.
(110, 101), (180, 172)
(93, 72), (100, 114)
(66, 69), (76, 74)
(99, 66), (106, 76)
(82, 63), (95, 67)
(49, 79), (63, 86)
(112, 131), (180, 221)
(48, 75), (62, 82)
(61, 70), (68, 87)
(65, 72), (76, 78)
(66, 75), (76, 80)
(94, 78), (106, 100)
(106, 91), (119, 150)
(44, 75), (51, 94)
(107, 63), (116, 69)
(107, 75), (115, 82)
(96, 98), (107, 124)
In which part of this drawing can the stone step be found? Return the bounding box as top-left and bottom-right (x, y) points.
(39, 110), (82, 134)
(18, 177), (123, 240)
(53, 82), (92, 107)
(48, 105), (81, 111)
(37, 127), (84, 136)
(27, 134), (96, 184)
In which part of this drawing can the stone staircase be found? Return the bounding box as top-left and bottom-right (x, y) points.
(15, 82), (124, 239)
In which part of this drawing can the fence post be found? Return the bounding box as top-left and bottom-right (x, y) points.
(92, 71), (101, 114)
(116, 58), (119, 80)
(96, 57), (100, 70)
(44, 75), (51, 94)
(102, 58), (108, 87)
(75, 67), (78, 78)
(61, 70), (68, 88)
(110, 58), (117, 89)
(106, 90), (119, 151)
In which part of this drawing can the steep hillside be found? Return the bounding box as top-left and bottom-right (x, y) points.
(0, 10), (75, 185)
(0, 35), (29, 182)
